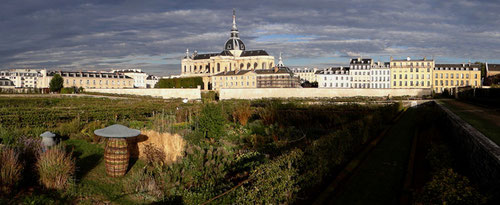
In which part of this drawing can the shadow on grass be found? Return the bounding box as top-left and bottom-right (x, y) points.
(72, 152), (103, 181)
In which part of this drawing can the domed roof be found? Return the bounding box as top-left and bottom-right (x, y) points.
(224, 39), (245, 51)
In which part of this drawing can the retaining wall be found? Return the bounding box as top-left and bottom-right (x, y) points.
(86, 88), (201, 100)
(219, 88), (432, 100)
(437, 103), (500, 200)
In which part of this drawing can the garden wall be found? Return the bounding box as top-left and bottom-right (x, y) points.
(219, 88), (432, 100)
(437, 102), (500, 200)
(86, 88), (201, 100)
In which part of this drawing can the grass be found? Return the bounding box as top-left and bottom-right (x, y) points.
(438, 100), (500, 145)
(63, 139), (148, 204)
(328, 108), (418, 205)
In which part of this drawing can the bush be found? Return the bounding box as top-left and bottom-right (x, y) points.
(56, 118), (82, 138)
(0, 125), (15, 145)
(36, 145), (75, 190)
(60, 87), (75, 94)
(417, 168), (486, 205)
(155, 77), (203, 88)
(195, 103), (227, 140)
(0, 147), (22, 195)
(234, 149), (302, 204)
(232, 101), (252, 126)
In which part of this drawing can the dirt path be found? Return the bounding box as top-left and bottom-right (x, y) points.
(440, 99), (500, 128)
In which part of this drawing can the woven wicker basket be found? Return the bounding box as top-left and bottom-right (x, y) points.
(104, 138), (129, 177)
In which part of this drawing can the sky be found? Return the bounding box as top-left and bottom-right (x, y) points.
(1, 0), (500, 76)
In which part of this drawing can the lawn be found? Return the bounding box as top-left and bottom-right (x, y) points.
(438, 99), (500, 145)
(64, 139), (148, 204)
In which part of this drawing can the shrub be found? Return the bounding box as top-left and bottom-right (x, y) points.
(234, 149), (302, 204)
(232, 101), (252, 126)
(195, 103), (227, 140)
(0, 147), (22, 195)
(417, 168), (486, 205)
(0, 125), (15, 145)
(138, 130), (186, 165)
(36, 145), (75, 190)
(60, 87), (75, 94)
(56, 118), (82, 138)
(155, 77), (203, 88)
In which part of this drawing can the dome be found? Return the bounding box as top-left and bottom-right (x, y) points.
(224, 39), (245, 51)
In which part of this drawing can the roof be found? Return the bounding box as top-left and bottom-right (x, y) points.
(317, 67), (350, 74)
(48, 71), (132, 79)
(94, 124), (141, 138)
(350, 58), (372, 64)
(241, 50), (269, 57)
(488, 64), (500, 72)
(213, 70), (254, 76)
(435, 64), (480, 68)
(255, 67), (292, 75)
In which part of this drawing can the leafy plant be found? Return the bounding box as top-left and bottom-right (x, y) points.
(195, 103), (227, 140)
(417, 168), (486, 205)
(232, 101), (252, 126)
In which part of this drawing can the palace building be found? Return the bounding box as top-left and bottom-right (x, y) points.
(390, 57), (434, 89)
(432, 64), (481, 93)
(180, 10), (275, 89)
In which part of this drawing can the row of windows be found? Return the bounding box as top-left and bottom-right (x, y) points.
(435, 73), (477, 79)
(435, 80), (477, 86)
(393, 68), (431, 72)
(214, 81), (255, 87)
(393, 81), (431, 87)
(65, 79), (132, 86)
(392, 62), (432, 67)
(184, 62), (273, 73)
(322, 83), (350, 88)
(394, 74), (431, 80)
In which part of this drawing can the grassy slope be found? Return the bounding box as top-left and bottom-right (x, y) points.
(64, 139), (147, 204)
(438, 100), (500, 145)
(329, 108), (417, 205)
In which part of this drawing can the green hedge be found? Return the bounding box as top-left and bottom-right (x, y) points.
(155, 77), (203, 88)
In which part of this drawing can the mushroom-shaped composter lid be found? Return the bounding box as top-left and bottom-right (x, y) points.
(40, 131), (56, 138)
(94, 124), (141, 138)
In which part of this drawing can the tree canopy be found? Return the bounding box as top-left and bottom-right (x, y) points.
(49, 74), (64, 92)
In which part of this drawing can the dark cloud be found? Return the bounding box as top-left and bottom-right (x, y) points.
(1, 0), (499, 76)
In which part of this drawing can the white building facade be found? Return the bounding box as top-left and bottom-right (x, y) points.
(0, 69), (41, 88)
(349, 58), (372, 88)
(317, 67), (350, 88)
(113, 69), (148, 88)
(290, 67), (318, 83)
(370, 62), (391, 89)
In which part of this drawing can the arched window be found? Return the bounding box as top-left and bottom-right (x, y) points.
(189, 66), (192, 72)
(254, 62), (258, 69)
(262, 62), (266, 69)
(194, 65), (197, 72)
(247, 63), (251, 69)
(184, 66), (186, 73)
(217, 63), (220, 72)
(206, 65), (210, 73)
(269, 63), (273, 68)
(240, 63), (244, 69)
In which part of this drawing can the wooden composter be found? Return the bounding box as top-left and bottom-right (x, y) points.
(94, 124), (140, 177)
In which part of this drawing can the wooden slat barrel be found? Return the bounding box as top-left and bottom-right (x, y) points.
(104, 138), (129, 177)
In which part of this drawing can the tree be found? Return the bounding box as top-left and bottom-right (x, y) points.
(49, 74), (64, 93)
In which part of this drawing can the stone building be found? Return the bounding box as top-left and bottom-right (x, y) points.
(486, 63), (500, 77)
(38, 70), (134, 89)
(113, 69), (148, 88)
(349, 58), (372, 88)
(180, 10), (274, 89)
(317, 67), (350, 88)
(0, 69), (41, 88)
(290, 67), (318, 83)
(370, 61), (391, 89)
(432, 64), (481, 93)
(390, 57), (434, 89)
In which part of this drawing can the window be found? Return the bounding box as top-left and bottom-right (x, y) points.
(217, 63), (220, 72)
(475, 74), (478, 79)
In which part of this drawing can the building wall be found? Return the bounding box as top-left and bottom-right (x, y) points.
(432, 68), (481, 93)
(123, 72), (148, 88)
(211, 72), (257, 90)
(86, 88), (201, 100)
(291, 68), (318, 83)
(0, 69), (40, 88)
(317, 72), (350, 88)
(219, 88), (432, 100)
(181, 56), (275, 77)
(38, 70), (134, 89)
(390, 58), (434, 89)
(370, 67), (391, 89)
